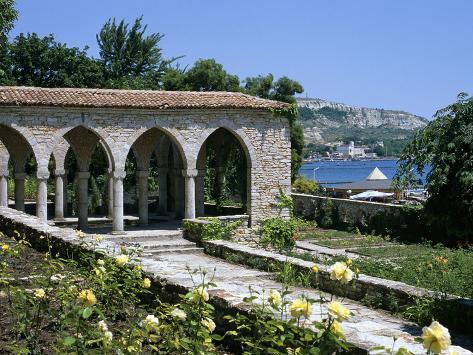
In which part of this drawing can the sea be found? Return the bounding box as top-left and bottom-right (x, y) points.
(299, 159), (426, 187)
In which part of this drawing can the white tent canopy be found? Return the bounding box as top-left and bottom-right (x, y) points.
(349, 190), (394, 200)
(366, 167), (388, 181)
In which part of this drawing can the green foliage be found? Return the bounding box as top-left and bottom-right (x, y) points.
(183, 218), (239, 241)
(182, 58), (240, 92)
(317, 199), (336, 228)
(395, 93), (473, 241)
(8, 33), (103, 88)
(0, 0), (17, 84)
(292, 176), (319, 195)
(97, 16), (178, 89)
(259, 217), (300, 251)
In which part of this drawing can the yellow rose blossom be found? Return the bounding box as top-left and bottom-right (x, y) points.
(201, 317), (216, 333)
(192, 286), (209, 302)
(78, 289), (97, 307)
(435, 256), (448, 265)
(268, 289), (281, 308)
(327, 301), (350, 321)
(75, 230), (85, 239)
(171, 308), (187, 321)
(312, 265), (319, 273)
(143, 314), (160, 332)
(94, 234), (103, 242)
(331, 320), (344, 337)
(34, 288), (45, 299)
(289, 298), (312, 319)
(134, 265), (142, 271)
(115, 254), (129, 266)
(2, 244), (10, 252)
(421, 321), (451, 354)
(143, 278), (151, 289)
(97, 259), (105, 266)
(329, 261), (354, 284)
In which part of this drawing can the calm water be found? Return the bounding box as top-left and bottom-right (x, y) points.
(299, 159), (406, 187)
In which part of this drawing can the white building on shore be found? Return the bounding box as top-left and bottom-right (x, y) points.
(335, 141), (368, 158)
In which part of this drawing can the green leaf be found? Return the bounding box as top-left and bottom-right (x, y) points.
(82, 307), (93, 319)
(63, 336), (76, 346)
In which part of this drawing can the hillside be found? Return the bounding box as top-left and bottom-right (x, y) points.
(297, 98), (429, 145)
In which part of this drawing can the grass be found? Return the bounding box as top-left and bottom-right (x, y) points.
(296, 225), (473, 298)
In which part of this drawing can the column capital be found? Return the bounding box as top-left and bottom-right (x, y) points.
(14, 173), (27, 180)
(54, 169), (66, 176)
(136, 170), (150, 178)
(0, 171), (8, 178)
(36, 171), (50, 180)
(112, 170), (126, 180)
(182, 169), (198, 178)
(76, 171), (91, 179)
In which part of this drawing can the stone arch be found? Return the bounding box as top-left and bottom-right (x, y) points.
(0, 123), (41, 173)
(123, 119), (189, 171)
(45, 117), (116, 171)
(194, 124), (256, 170)
(195, 126), (253, 219)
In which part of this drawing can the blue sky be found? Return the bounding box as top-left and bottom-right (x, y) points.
(10, 0), (473, 119)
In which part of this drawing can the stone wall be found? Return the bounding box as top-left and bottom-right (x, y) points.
(0, 106), (292, 225)
(292, 193), (402, 227)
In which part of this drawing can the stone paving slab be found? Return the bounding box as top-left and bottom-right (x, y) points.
(0, 207), (471, 354)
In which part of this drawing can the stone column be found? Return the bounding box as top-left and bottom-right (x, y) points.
(182, 169), (198, 220)
(137, 170), (149, 225)
(14, 173), (26, 212)
(36, 171), (49, 221)
(0, 172), (8, 207)
(112, 170), (126, 234)
(54, 169), (65, 220)
(157, 167), (168, 215)
(63, 170), (68, 217)
(77, 171), (90, 230)
(107, 169), (114, 219)
(195, 168), (206, 217)
(174, 169), (184, 218)
(216, 166), (226, 210)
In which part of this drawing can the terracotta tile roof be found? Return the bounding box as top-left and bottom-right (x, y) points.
(0, 86), (289, 111)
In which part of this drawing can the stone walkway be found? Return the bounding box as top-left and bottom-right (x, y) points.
(0, 207), (471, 354)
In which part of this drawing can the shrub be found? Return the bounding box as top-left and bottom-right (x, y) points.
(259, 217), (299, 250)
(292, 176), (319, 195)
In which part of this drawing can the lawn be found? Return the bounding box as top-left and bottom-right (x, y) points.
(297, 226), (473, 299)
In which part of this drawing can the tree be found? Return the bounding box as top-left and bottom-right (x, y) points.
(181, 58), (240, 92)
(8, 33), (103, 88)
(395, 93), (473, 241)
(0, 0), (18, 84)
(97, 16), (177, 89)
(244, 74), (305, 179)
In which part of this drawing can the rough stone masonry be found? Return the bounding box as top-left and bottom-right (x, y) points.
(0, 86), (292, 232)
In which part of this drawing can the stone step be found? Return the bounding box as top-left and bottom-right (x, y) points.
(143, 247), (204, 255)
(137, 240), (197, 250)
(104, 233), (184, 243)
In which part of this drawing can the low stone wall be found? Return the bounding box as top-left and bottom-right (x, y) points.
(204, 239), (473, 337)
(292, 193), (402, 227)
(183, 215), (253, 243)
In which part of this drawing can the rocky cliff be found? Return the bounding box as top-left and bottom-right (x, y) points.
(297, 98), (428, 144)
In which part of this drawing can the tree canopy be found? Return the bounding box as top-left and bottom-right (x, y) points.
(0, 0), (18, 84)
(395, 93), (473, 240)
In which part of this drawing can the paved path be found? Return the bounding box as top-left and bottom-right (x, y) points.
(0, 207), (471, 354)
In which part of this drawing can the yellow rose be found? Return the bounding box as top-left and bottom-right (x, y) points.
(143, 278), (151, 289)
(2, 244), (10, 252)
(97, 259), (105, 266)
(421, 321), (451, 354)
(192, 286), (209, 302)
(143, 314), (160, 332)
(78, 289), (97, 307)
(34, 288), (45, 299)
(329, 261), (354, 284)
(94, 234), (103, 242)
(327, 301), (350, 321)
(75, 230), (85, 239)
(268, 289), (281, 308)
(312, 265), (319, 273)
(115, 254), (129, 266)
(201, 317), (216, 333)
(331, 320), (344, 337)
(289, 298), (312, 319)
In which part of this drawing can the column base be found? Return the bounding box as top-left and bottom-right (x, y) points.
(54, 217), (66, 222)
(110, 230), (127, 235)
